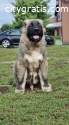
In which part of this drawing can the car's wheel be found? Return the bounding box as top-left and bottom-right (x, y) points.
(2, 39), (11, 48)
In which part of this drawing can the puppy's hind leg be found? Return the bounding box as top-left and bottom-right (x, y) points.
(13, 61), (27, 93)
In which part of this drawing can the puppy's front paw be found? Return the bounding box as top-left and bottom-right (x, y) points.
(15, 88), (25, 94)
(42, 84), (52, 93)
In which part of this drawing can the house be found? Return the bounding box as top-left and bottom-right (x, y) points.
(46, 0), (69, 44)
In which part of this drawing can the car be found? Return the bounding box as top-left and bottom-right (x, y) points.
(0, 29), (22, 48)
(0, 29), (54, 48)
(45, 35), (54, 45)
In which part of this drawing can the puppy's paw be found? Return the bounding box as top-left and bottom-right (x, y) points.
(42, 84), (52, 93)
(15, 89), (25, 94)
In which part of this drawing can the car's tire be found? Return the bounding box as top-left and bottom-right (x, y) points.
(2, 39), (11, 48)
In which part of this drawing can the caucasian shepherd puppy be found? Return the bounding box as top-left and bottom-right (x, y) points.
(13, 19), (52, 93)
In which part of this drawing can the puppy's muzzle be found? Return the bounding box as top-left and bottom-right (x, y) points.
(27, 20), (43, 42)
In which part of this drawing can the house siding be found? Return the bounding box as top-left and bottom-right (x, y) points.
(62, 1), (69, 44)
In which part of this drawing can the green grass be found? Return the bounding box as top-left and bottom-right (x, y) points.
(0, 45), (69, 125)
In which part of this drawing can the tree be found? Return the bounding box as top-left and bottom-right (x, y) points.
(0, 24), (13, 32)
(11, 0), (51, 28)
(0, 29), (1, 33)
(46, 28), (55, 36)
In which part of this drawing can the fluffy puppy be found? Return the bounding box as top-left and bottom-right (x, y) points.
(13, 19), (52, 93)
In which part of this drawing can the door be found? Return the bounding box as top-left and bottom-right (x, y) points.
(8, 29), (22, 44)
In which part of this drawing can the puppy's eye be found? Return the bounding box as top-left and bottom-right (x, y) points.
(38, 22), (40, 25)
(29, 22), (33, 27)
(37, 22), (41, 26)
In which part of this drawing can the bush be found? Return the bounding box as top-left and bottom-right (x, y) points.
(53, 36), (61, 40)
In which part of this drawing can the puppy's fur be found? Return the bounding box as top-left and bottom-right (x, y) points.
(13, 19), (52, 93)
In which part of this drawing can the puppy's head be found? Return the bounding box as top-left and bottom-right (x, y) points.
(22, 19), (46, 42)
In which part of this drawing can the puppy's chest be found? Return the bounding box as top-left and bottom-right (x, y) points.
(24, 51), (43, 65)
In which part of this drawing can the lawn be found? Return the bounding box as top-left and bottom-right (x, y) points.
(0, 45), (69, 125)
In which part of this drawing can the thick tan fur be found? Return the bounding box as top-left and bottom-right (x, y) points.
(13, 19), (52, 93)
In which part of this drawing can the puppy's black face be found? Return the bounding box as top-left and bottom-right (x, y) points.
(27, 21), (43, 42)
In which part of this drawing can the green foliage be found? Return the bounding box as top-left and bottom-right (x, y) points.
(46, 28), (55, 36)
(53, 36), (61, 40)
(11, 0), (51, 28)
(0, 24), (14, 32)
(0, 28), (1, 32)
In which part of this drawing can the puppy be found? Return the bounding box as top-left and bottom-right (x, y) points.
(13, 19), (52, 93)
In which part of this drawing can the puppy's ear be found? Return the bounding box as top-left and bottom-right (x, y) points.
(23, 21), (27, 27)
(43, 26), (46, 33)
(21, 20), (27, 33)
(22, 19), (30, 33)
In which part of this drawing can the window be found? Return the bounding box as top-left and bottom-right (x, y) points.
(62, 0), (69, 3)
(10, 30), (21, 35)
(5, 31), (11, 34)
(58, 12), (61, 21)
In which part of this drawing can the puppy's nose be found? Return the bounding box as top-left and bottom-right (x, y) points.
(34, 28), (39, 32)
